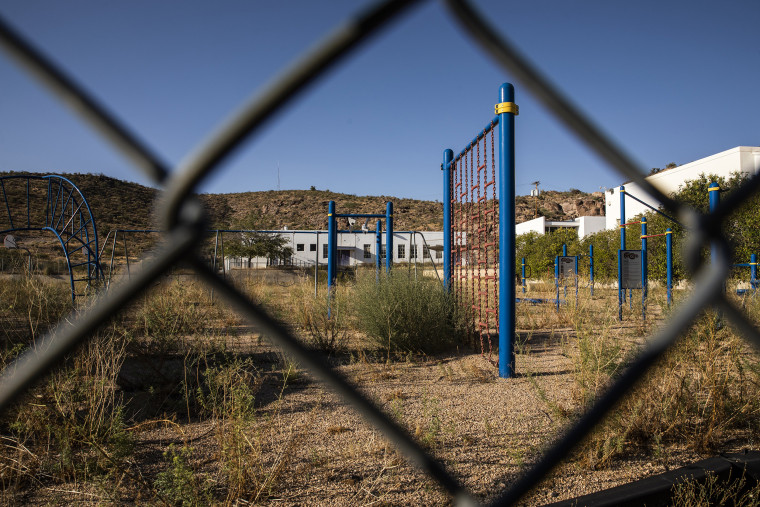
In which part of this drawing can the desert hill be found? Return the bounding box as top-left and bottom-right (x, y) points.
(0, 171), (604, 235)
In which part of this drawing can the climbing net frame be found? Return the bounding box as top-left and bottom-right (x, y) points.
(450, 122), (499, 364)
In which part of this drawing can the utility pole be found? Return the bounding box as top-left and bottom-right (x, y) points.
(531, 181), (540, 217)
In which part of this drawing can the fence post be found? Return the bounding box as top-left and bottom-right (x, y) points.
(443, 149), (453, 291)
(752, 253), (758, 290)
(497, 82), (517, 378)
(666, 228), (673, 306)
(386, 201), (393, 273)
(521, 257), (526, 293)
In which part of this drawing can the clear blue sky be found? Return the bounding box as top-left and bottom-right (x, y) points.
(1, 1), (758, 201)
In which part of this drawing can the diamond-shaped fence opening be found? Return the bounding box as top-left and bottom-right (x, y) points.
(1, 0), (760, 505)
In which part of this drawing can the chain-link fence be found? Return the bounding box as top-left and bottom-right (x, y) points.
(1, 0), (759, 505)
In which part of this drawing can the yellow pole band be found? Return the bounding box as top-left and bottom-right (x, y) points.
(495, 102), (519, 115)
(666, 230), (672, 234)
(709, 186), (720, 192)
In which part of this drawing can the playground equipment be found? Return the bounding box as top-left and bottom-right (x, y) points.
(327, 200), (392, 293)
(442, 82), (517, 378)
(735, 254), (758, 296)
(618, 185), (678, 320)
(555, 243), (578, 309)
(0, 175), (102, 302)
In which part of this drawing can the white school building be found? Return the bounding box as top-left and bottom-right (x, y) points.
(224, 230), (444, 270)
(515, 215), (607, 239)
(604, 146), (760, 229)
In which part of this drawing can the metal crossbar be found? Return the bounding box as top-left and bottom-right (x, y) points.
(1, 0), (760, 505)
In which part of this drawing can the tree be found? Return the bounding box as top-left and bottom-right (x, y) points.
(225, 213), (293, 266)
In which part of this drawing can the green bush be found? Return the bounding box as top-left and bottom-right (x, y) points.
(354, 271), (465, 354)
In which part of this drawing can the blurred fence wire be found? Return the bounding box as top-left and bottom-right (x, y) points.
(1, 0), (759, 505)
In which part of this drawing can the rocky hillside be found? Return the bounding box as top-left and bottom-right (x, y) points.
(0, 171), (604, 233)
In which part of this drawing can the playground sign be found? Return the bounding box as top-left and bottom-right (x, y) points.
(558, 256), (576, 279)
(619, 250), (643, 289)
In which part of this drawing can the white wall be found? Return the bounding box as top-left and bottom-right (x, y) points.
(576, 216), (607, 238)
(516, 216), (545, 236)
(515, 215), (605, 239)
(224, 230), (445, 270)
(605, 146), (760, 229)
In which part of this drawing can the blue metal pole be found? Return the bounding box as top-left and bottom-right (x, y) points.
(443, 149), (453, 291)
(521, 257), (526, 294)
(589, 244), (594, 297)
(752, 253), (757, 290)
(376, 219), (382, 282)
(666, 228), (673, 307)
(708, 182), (719, 266)
(574, 255), (579, 305)
(641, 216), (647, 320)
(498, 82), (517, 378)
(620, 185), (627, 306)
(618, 250), (623, 321)
(328, 201), (336, 290)
(562, 243), (567, 300)
(386, 201), (393, 273)
(620, 185), (626, 250)
(555, 256), (560, 311)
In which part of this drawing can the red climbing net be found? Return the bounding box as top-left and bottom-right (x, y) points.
(450, 122), (499, 363)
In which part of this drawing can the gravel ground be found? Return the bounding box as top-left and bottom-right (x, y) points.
(9, 318), (752, 505)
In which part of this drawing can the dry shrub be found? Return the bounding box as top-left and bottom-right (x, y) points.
(195, 357), (310, 503)
(0, 326), (132, 489)
(354, 271), (466, 355)
(0, 273), (71, 347)
(290, 281), (351, 354)
(576, 311), (760, 468)
(124, 277), (234, 353)
(671, 469), (760, 507)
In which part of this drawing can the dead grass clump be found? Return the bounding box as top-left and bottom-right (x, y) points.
(575, 311), (760, 468)
(290, 281), (351, 354)
(0, 326), (132, 491)
(0, 273), (71, 346)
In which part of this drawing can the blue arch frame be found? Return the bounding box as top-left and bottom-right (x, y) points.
(0, 174), (102, 302)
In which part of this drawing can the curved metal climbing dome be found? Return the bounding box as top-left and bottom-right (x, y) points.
(0, 174), (102, 301)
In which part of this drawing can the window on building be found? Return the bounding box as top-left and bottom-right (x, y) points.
(410, 245), (418, 259)
(309, 243), (316, 252)
(397, 244), (405, 259)
(422, 245), (430, 260)
(363, 244), (371, 259)
(380, 245), (386, 259)
(436, 249), (442, 259)
(323, 244), (328, 259)
(296, 243), (304, 252)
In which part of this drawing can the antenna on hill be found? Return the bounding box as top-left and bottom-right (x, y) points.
(531, 181), (540, 217)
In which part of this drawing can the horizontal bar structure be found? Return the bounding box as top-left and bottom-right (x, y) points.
(1, 0), (760, 506)
(623, 188), (683, 226)
(333, 213), (386, 218)
(443, 116), (500, 171)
